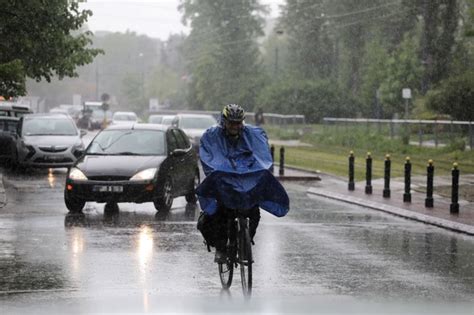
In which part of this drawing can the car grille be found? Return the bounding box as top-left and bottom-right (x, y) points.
(33, 157), (73, 163)
(87, 175), (130, 181)
(39, 146), (68, 153)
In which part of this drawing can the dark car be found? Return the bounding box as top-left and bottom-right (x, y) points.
(0, 116), (19, 167)
(64, 123), (200, 213)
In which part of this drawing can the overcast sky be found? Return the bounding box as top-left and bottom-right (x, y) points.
(80, 0), (284, 40)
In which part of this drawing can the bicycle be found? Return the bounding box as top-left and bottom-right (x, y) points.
(217, 208), (253, 297)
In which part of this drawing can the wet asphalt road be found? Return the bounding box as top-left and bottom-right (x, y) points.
(0, 168), (474, 314)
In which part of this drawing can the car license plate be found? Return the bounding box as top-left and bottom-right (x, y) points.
(46, 155), (64, 161)
(93, 185), (123, 193)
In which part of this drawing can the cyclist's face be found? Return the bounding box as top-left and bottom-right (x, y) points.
(225, 120), (243, 136)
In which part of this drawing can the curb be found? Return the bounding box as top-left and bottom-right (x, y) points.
(277, 175), (321, 181)
(307, 187), (474, 236)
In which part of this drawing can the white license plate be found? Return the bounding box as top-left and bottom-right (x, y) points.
(93, 185), (123, 193)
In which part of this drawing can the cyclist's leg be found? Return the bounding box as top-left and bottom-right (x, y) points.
(247, 206), (261, 240)
(197, 209), (227, 249)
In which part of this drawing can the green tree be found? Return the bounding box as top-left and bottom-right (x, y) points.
(426, 71), (474, 121)
(257, 79), (356, 123)
(280, 0), (335, 80)
(0, 0), (101, 98)
(179, 0), (266, 110)
(378, 34), (423, 117)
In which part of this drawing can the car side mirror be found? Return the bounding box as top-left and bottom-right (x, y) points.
(80, 129), (87, 137)
(75, 148), (85, 157)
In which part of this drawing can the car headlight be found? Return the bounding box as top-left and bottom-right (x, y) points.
(130, 168), (157, 181)
(68, 167), (88, 181)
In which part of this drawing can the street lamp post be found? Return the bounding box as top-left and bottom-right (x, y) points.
(274, 30), (284, 77)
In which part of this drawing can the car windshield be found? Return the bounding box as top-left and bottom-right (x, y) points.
(23, 117), (77, 136)
(114, 114), (137, 121)
(180, 116), (216, 129)
(149, 116), (163, 124)
(161, 117), (174, 126)
(87, 129), (165, 155)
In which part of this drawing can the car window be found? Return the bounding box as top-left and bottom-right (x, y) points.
(148, 116), (163, 124)
(179, 116), (216, 129)
(161, 116), (174, 126)
(88, 130), (165, 155)
(23, 117), (77, 136)
(5, 121), (18, 133)
(114, 113), (137, 121)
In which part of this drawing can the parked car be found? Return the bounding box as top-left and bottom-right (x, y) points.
(0, 116), (20, 167)
(0, 101), (33, 118)
(64, 123), (200, 213)
(148, 114), (165, 124)
(111, 111), (138, 126)
(171, 114), (217, 151)
(161, 115), (176, 126)
(15, 113), (86, 168)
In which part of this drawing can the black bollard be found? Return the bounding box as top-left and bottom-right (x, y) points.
(365, 152), (372, 194)
(403, 157), (412, 203)
(270, 145), (275, 174)
(450, 162), (460, 214)
(279, 147), (285, 176)
(383, 154), (391, 198)
(425, 159), (434, 208)
(348, 151), (355, 191)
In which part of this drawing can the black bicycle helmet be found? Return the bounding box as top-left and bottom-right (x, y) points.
(222, 104), (246, 123)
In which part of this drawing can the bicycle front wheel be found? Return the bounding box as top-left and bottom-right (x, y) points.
(239, 225), (253, 297)
(218, 260), (233, 289)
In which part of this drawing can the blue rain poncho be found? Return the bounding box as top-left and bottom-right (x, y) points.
(196, 124), (289, 217)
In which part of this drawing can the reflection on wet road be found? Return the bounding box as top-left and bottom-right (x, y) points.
(0, 171), (473, 313)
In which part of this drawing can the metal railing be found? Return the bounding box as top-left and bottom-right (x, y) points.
(324, 118), (474, 150)
(149, 109), (306, 125)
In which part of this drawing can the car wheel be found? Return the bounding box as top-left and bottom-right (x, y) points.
(154, 177), (173, 212)
(185, 170), (200, 203)
(64, 192), (85, 213)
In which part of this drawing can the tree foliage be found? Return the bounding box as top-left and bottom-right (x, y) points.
(0, 0), (102, 98)
(257, 79), (357, 123)
(179, 0), (266, 110)
(426, 71), (474, 121)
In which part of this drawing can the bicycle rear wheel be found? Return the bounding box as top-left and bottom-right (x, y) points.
(218, 260), (233, 289)
(239, 224), (253, 297)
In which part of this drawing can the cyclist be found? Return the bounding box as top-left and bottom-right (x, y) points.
(196, 104), (289, 263)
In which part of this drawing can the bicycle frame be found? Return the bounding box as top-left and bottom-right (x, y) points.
(218, 208), (253, 297)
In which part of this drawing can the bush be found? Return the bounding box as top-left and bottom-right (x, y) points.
(257, 79), (358, 123)
(426, 72), (474, 121)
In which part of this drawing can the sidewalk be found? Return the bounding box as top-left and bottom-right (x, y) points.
(307, 173), (474, 236)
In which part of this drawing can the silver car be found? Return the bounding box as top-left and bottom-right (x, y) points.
(171, 114), (217, 150)
(15, 113), (86, 168)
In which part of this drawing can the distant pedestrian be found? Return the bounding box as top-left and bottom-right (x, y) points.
(254, 108), (264, 126)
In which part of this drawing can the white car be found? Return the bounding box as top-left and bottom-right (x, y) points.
(148, 114), (175, 125)
(111, 111), (138, 126)
(160, 115), (176, 126)
(171, 114), (218, 151)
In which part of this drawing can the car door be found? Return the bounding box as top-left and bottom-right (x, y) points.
(163, 129), (183, 196)
(173, 128), (196, 194)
